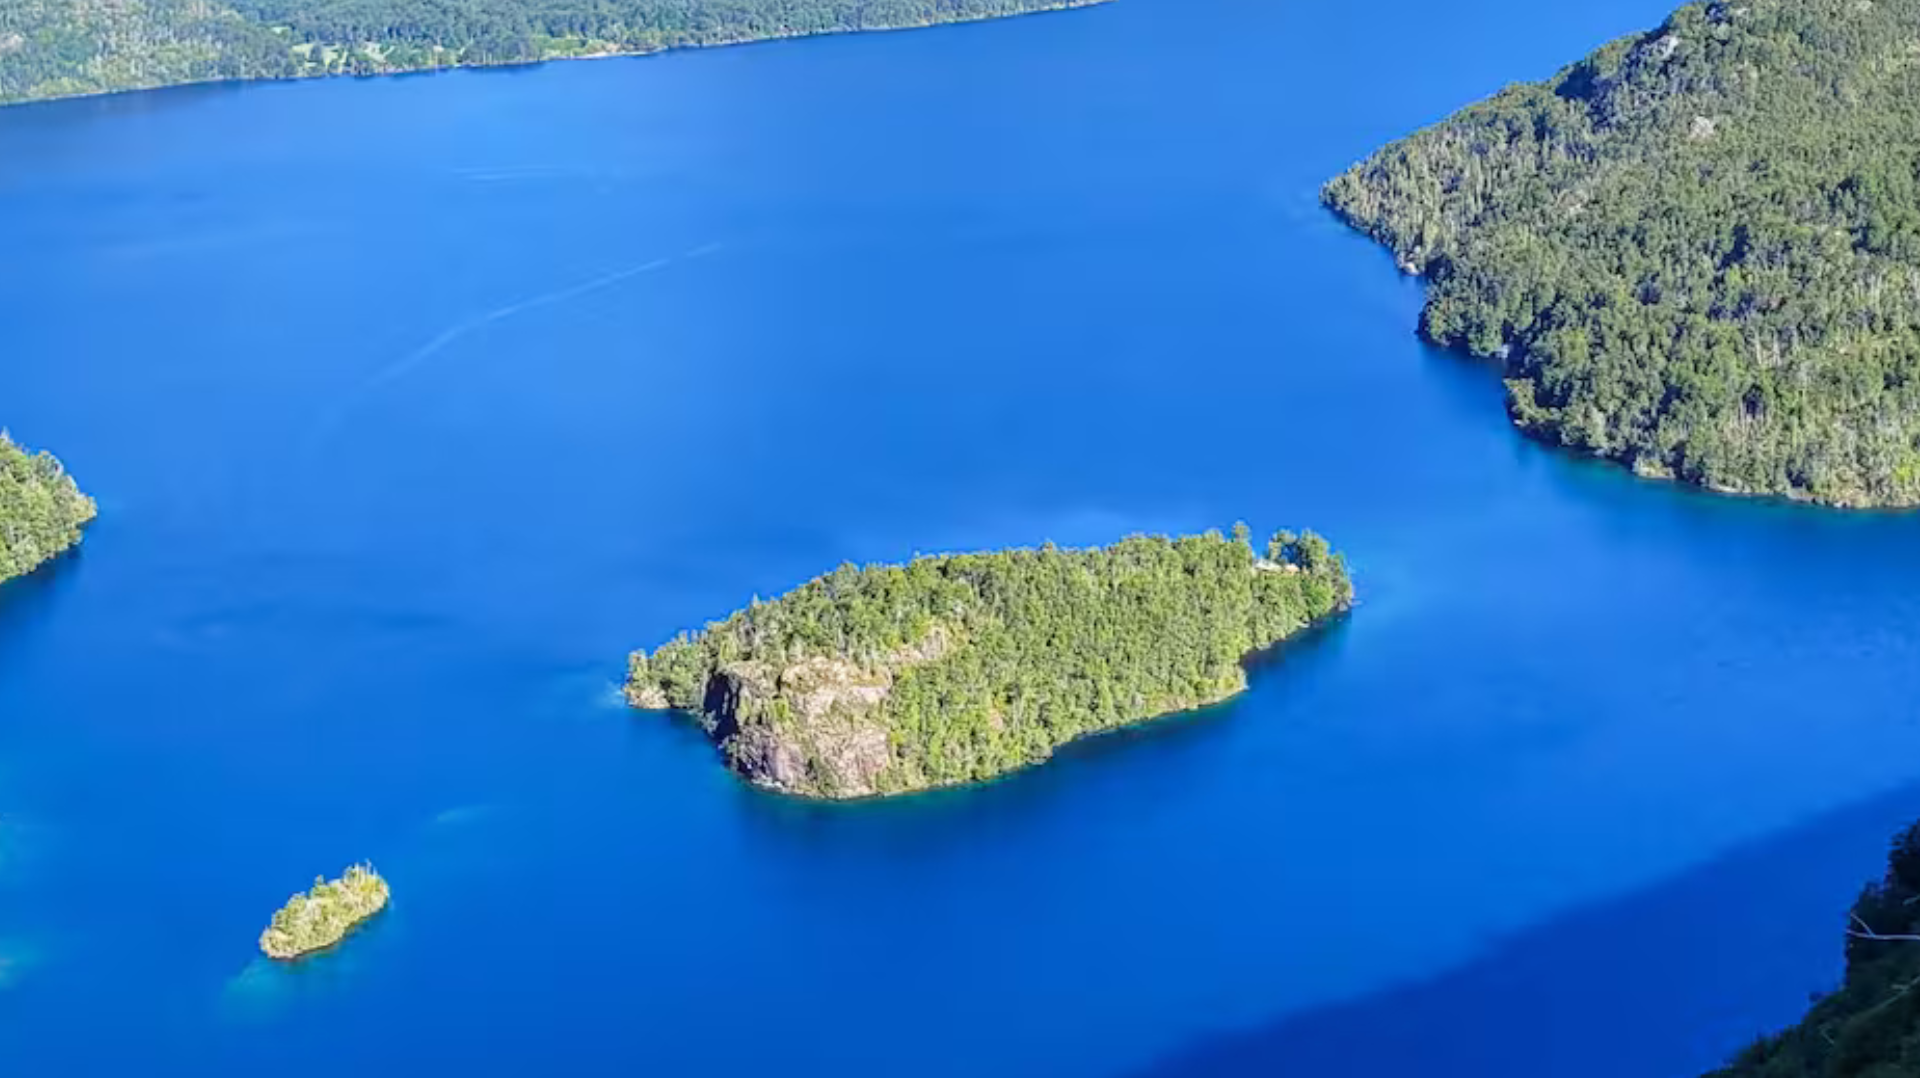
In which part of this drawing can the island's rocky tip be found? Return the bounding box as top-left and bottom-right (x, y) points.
(258, 863), (390, 960)
(628, 527), (1352, 800)
(0, 432), (95, 585)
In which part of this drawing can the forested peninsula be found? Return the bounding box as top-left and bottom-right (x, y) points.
(627, 528), (1352, 799)
(0, 434), (94, 585)
(0, 0), (1101, 106)
(1710, 820), (1920, 1076)
(1326, 0), (1920, 507)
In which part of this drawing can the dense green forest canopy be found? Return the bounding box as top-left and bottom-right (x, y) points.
(0, 0), (1092, 104)
(0, 433), (94, 585)
(1325, 0), (1920, 506)
(1711, 820), (1920, 1076)
(628, 528), (1352, 798)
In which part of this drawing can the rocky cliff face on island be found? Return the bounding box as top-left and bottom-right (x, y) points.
(627, 528), (1352, 799)
(638, 630), (955, 796)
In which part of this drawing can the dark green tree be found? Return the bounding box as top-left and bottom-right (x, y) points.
(0, 433), (95, 584)
(1712, 819), (1920, 1076)
(628, 528), (1352, 798)
(1326, 0), (1920, 507)
(0, 0), (1097, 104)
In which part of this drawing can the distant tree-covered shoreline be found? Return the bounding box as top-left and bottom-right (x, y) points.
(0, 0), (1103, 106)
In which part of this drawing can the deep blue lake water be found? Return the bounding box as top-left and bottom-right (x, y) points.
(5, 0), (1920, 1074)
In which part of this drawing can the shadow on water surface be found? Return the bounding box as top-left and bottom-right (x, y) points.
(1403, 313), (1920, 537)
(219, 922), (391, 1025)
(1129, 780), (1920, 1078)
(1360, 257), (1920, 535)
(0, 550), (83, 652)
(0, 79), (255, 128)
(0, 55), (564, 128)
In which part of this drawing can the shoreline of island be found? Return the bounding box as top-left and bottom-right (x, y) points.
(702, 605), (1353, 806)
(628, 528), (1353, 801)
(0, 434), (95, 587)
(259, 864), (390, 961)
(1323, 0), (1920, 510)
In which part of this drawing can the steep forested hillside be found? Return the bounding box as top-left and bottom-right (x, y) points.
(0, 434), (94, 584)
(1711, 820), (1920, 1076)
(0, 0), (1095, 104)
(1326, 0), (1920, 506)
(628, 528), (1352, 798)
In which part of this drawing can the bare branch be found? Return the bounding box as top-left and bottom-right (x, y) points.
(1848, 912), (1920, 943)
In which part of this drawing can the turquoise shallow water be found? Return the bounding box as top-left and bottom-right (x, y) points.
(5, 0), (1920, 1074)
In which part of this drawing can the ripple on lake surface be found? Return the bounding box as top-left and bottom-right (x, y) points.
(0, 0), (1907, 1073)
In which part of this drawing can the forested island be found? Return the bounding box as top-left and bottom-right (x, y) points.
(259, 864), (390, 959)
(1326, 0), (1920, 507)
(627, 528), (1352, 799)
(0, 434), (94, 585)
(1710, 820), (1920, 1076)
(0, 0), (1101, 106)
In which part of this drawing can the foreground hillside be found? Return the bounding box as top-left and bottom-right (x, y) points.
(0, 434), (93, 584)
(1712, 820), (1920, 1076)
(0, 0), (1097, 105)
(628, 529), (1352, 799)
(1326, 0), (1920, 506)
